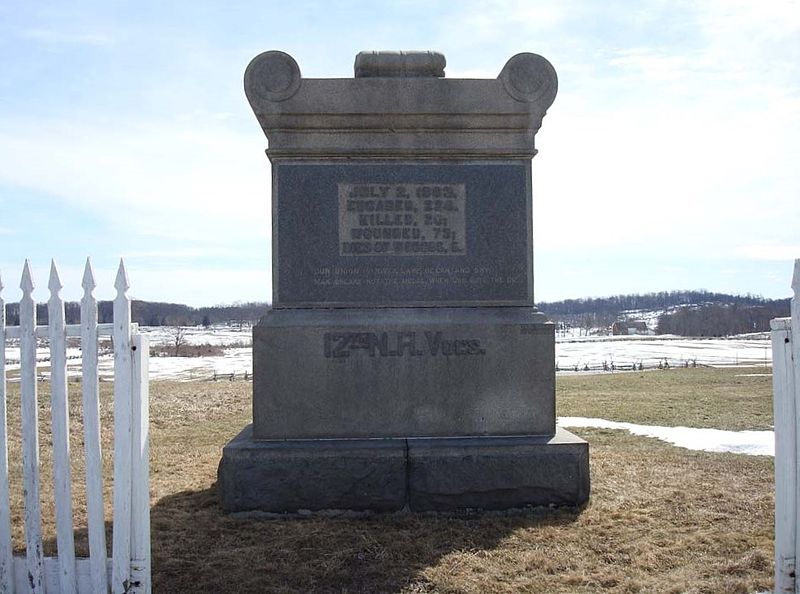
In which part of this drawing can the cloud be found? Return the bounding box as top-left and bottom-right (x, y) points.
(446, 0), (571, 42)
(118, 265), (271, 307)
(122, 247), (243, 260)
(0, 115), (271, 243)
(735, 244), (800, 262)
(533, 99), (799, 256)
(607, 48), (700, 83)
(20, 28), (112, 46)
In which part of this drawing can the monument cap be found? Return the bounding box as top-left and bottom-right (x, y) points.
(354, 51), (446, 78)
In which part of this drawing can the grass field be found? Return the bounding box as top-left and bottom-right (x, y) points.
(557, 367), (774, 431)
(3, 367), (774, 593)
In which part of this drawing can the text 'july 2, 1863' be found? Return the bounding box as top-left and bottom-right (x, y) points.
(339, 183), (466, 257)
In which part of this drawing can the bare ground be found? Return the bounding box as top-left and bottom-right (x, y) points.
(3, 367), (774, 593)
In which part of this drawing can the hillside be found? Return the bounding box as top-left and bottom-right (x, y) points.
(536, 291), (790, 337)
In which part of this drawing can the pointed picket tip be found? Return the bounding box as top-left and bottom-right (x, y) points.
(114, 258), (130, 294)
(48, 259), (63, 293)
(792, 258), (800, 296)
(20, 259), (35, 293)
(82, 257), (97, 292)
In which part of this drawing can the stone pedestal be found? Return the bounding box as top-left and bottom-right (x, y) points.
(219, 426), (588, 512)
(252, 307), (555, 439)
(218, 50), (590, 513)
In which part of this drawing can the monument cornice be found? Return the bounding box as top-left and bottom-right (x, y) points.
(245, 51), (558, 159)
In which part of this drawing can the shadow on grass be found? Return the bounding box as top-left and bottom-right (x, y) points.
(148, 484), (583, 594)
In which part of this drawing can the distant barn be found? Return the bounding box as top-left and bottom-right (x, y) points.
(611, 320), (650, 335)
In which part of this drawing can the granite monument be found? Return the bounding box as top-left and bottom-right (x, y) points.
(218, 50), (590, 512)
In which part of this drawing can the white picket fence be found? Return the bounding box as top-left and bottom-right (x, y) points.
(0, 259), (150, 594)
(773, 259), (800, 593)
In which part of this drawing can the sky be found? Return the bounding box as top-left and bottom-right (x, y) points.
(0, 0), (798, 306)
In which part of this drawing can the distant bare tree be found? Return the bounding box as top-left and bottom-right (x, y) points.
(171, 326), (187, 357)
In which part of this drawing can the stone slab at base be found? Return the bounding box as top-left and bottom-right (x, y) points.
(408, 429), (590, 510)
(218, 425), (589, 513)
(217, 425), (407, 513)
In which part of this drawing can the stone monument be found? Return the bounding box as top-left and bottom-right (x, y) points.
(218, 50), (590, 512)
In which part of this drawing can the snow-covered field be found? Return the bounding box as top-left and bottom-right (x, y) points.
(555, 334), (772, 370)
(2, 325), (774, 381)
(139, 324), (252, 347)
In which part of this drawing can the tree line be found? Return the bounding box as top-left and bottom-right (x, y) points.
(3, 300), (269, 327)
(537, 290), (790, 337)
(655, 302), (788, 337)
(536, 290), (775, 316)
(4, 289), (790, 337)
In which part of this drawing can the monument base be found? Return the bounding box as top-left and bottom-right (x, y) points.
(218, 425), (589, 513)
(253, 307), (556, 439)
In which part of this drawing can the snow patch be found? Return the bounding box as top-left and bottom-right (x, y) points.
(559, 416), (773, 456)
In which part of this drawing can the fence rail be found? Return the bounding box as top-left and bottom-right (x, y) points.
(0, 258), (150, 594)
(773, 258), (800, 594)
(3, 323), (138, 340)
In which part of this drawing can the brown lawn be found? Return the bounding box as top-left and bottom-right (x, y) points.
(3, 367), (774, 593)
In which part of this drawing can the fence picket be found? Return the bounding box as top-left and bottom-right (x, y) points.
(772, 316), (795, 593)
(129, 334), (150, 594)
(791, 260), (800, 588)
(111, 261), (132, 594)
(48, 261), (78, 594)
(0, 272), (14, 594)
(81, 259), (108, 594)
(772, 258), (800, 593)
(19, 261), (44, 593)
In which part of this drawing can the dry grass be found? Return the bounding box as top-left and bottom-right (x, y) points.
(557, 367), (774, 430)
(3, 367), (775, 593)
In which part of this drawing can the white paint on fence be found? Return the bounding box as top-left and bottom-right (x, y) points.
(81, 259), (108, 594)
(0, 259), (150, 594)
(129, 334), (150, 594)
(111, 261), (132, 594)
(19, 261), (44, 594)
(11, 559), (115, 593)
(772, 258), (800, 594)
(49, 262), (78, 594)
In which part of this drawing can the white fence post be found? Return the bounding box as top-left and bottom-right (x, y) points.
(773, 258), (800, 594)
(793, 261), (800, 594)
(19, 261), (44, 594)
(80, 259), (108, 594)
(48, 261), (78, 594)
(111, 261), (133, 594)
(773, 315), (795, 592)
(0, 272), (14, 594)
(129, 333), (150, 594)
(0, 258), (150, 594)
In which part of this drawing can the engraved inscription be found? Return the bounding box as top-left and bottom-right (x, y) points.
(323, 331), (486, 358)
(339, 183), (466, 257)
(311, 264), (526, 290)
